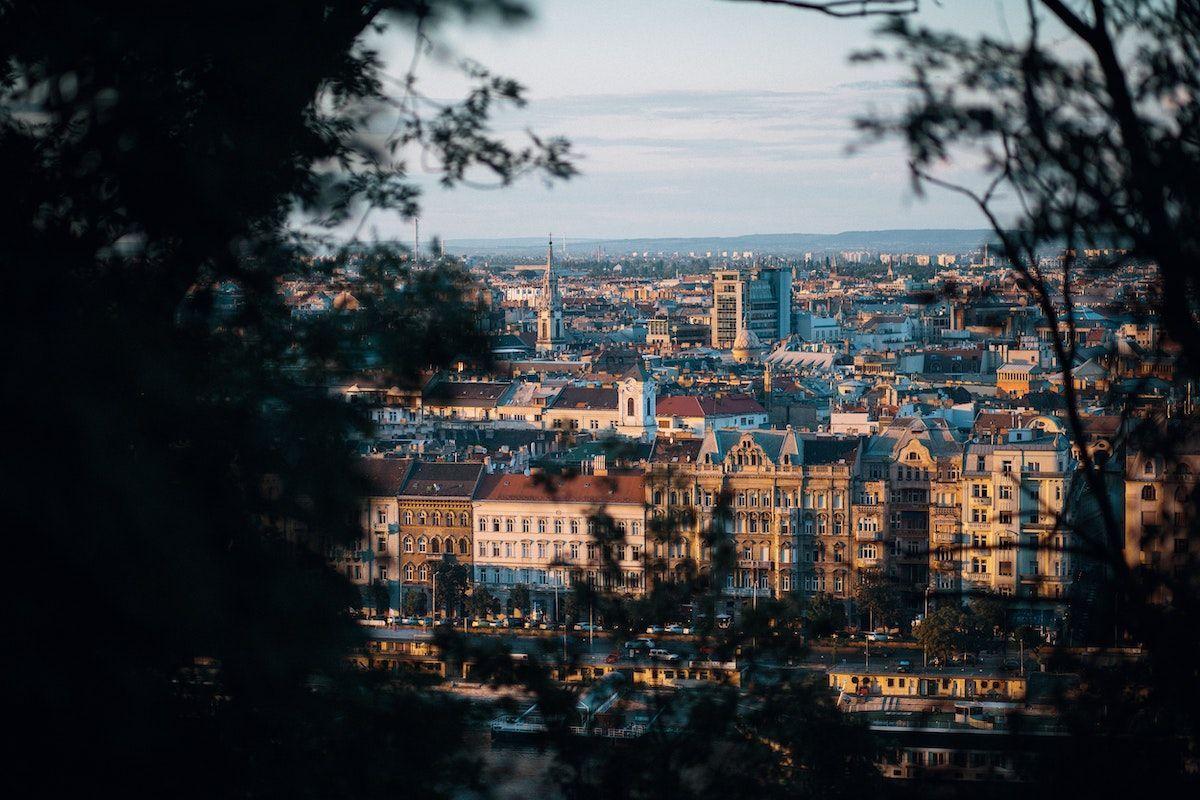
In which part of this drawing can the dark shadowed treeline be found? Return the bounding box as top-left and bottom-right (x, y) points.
(1, 2), (570, 797)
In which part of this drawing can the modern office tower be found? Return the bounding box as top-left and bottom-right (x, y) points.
(710, 265), (792, 349)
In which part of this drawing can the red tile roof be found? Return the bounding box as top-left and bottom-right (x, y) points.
(475, 472), (645, 505)
(656, 394), (766, 418)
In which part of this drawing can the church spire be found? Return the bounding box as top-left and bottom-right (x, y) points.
(537, 232), (564, 353)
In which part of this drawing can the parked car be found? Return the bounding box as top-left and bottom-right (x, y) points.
(649, 648), (679, 663)
(897, 660), (912, 673)
(865, 631), (891, 642)
(645, 625), (664, 635)
(664, 624), (687, 634)
(636, 636), (656, 649)
(605, 652), (620, 664)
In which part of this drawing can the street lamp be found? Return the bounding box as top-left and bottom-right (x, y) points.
(923, 585), (933, 668)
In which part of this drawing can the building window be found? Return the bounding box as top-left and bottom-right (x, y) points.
(403, 536), (414, 554)
(1142, 484), (1157, 501)
(417, 536), (427, 554)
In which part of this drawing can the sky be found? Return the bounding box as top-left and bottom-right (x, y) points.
(361, 0), (1036, 243)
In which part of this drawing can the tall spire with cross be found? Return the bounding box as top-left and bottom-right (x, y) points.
(536, 233), (564, 353)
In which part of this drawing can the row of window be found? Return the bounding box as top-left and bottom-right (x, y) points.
(474, 566), (643, 589)
(400, 536), (469, 556)
(478, 516), (642, 537)
(476, 539), (642, 563)
(373, 507), (469, 527)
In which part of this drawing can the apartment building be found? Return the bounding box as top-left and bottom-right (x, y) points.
(860, 418), (965, 602)
(1123, 444), (1200, 597)
(648, 429), (860, 605)
(960, 429), (1073, 617)
(472, 471), (647, 615)
(351, 458), (413, 613)
(396, 461), (485, 614)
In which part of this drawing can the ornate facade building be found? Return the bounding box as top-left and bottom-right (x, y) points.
(396, 461), (484, 613)
(647, 429), (860, 606)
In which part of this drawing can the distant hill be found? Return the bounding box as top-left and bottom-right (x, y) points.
(442, 229), (996, 257)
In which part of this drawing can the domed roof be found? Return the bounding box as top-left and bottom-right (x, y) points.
(731, 326), (765, 363)
(732, 326), (761, 351)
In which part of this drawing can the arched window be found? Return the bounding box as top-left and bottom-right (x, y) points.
(570, 519), (580, 535)
(404, 563), (415, 581)
(627, 397), (635, 416)
(430, 538), (440, 554)
(403, 511), (413, 525)
(817, 515), (827, 536)
(459, 512), (469, 527)
(459, 538), (469, 555)
(554, 518), (562, 534)
(444, 537), (454, 554)
(402, 536), (414, 553)
(749, 516), (758, 533)
(431, 512), (440, 526)
(418, 564), (429, 581)
(417, 536), (427, 553)
(1142, 484), (1157, 501)
(803, 515), (814, 536)
(833, 514), (844, 536)
(418, 512), (427, 525)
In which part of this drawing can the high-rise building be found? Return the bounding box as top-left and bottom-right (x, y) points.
(536, 237), (565, 353)
(710, 265), (792, 349)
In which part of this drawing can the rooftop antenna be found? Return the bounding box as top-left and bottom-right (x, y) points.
(413, 217), (420, 260)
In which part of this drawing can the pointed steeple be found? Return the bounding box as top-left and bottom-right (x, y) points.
(537, 233), (564, 353)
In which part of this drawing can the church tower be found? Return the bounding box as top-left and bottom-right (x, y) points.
(616, 361), (657, 441)
(536, 235), (565, 354)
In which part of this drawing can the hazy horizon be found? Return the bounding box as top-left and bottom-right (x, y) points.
(357, 0), (1039, 243)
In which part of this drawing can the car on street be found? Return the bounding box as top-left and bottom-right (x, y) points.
(865, 631), (891, 642)
(665, 624), (690, 635)
(645, 625), (664, 635)
(897, 660), (912, 673)
(605, 652), (619, 664)
(649, 648), (679, 662)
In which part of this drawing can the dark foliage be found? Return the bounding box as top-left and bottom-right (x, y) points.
(1, 2), (572, 797)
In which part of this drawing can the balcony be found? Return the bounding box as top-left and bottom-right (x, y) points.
(737, 559), (775, 570)
(855, 531), (884, 542)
